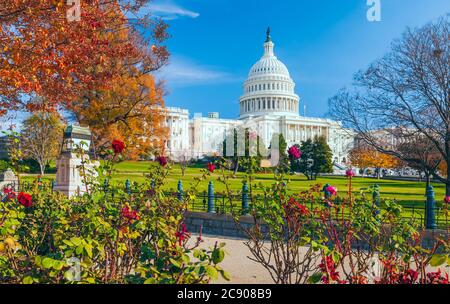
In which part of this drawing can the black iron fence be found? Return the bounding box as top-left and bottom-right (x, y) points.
(13, 179), (450, 230)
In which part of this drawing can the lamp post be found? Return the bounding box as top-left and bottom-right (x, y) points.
(207, 181), (215, 213)
(425, 185), (437, 230)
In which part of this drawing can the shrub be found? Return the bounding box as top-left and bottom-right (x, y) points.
(217, 157), (450, 284)
(0, 160), (10, 172)
(0, 142), (228, 284)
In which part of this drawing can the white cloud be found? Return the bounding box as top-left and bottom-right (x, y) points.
(156, 56), (238, 87)
(133, 1), (200, 20)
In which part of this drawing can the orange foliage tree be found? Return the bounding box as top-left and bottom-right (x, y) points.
(1, 1), (170, 158)
(349, 146), (399, 178)
(0, 0), (169, 114)
(72, 72), (168, 160)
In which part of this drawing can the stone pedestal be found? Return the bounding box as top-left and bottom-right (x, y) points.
(54, 153), (98, 197)
(0, 168), (19, 192)
(54, 125), (98, 198)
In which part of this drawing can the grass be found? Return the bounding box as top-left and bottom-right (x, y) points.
(22, 161), (446, 207)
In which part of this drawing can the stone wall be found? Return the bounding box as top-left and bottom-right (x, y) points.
(184, 211), (266, 239)
(184, 211), (448, 251)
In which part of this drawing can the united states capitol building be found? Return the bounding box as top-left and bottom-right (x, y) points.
(163, 29), (354, 165)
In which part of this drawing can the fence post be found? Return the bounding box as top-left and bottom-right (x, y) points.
(323, 183), (331, 200)
(51, 179), (56, 192)
(242, 182), (249, 215)
(207, 181), (215, 213)
(125, 179), (131, 195)
(425, 185), (437, 230)
(372, 184), (381, 217)
(177, 180), (183, 201)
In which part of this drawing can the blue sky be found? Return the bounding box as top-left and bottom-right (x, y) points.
(0, 0), (448, 131)
(149, 0), (449, 119)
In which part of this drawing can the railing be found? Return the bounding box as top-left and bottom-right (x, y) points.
(12, 179), (450, 230)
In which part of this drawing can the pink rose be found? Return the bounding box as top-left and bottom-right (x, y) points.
(325, 186), (337, 196)
(346, 169), (355, 177)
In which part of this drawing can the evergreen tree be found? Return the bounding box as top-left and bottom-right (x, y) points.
(298, 136), (333, 180)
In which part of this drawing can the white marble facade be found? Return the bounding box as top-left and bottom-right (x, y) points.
(164, 29), (354, 164)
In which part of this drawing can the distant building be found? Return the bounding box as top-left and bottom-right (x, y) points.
(164, 29), (355, 165)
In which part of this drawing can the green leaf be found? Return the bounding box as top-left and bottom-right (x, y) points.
(169, 258), (181, 268)
(212, 248), (225, 264)
(22, 276), (34, 284)
(220, 270), (231, 281)
(42, 257), (54, 269)
(430, 254), (447, 267)
(205, 265), (218, 280)
(144, 278), (157, 284)
(75, 245), (83, 255)
(64, 270), (74, 281)
(307, 272), (323, 284)
(53, 260), (65, 270)
(181, 254), (190, 264)
(84, 244), (93, 258)
(70, 237), (82, 246)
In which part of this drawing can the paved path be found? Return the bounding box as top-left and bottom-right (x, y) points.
(189, 235), (274, 284)
(190, 234), (444, 284)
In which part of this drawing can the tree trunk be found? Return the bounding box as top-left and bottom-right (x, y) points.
(234, 158), (239, 176)
(39, 163), (45, 176)
(447, 162), (450, 196)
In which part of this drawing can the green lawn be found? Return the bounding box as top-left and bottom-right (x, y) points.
(23, 161), (446, 207)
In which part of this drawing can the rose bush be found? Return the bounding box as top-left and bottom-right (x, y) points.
(217, 157), (449, 284)
(0, 142), (228, 284)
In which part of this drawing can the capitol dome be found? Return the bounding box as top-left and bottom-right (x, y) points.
(239, 28), (300, 119)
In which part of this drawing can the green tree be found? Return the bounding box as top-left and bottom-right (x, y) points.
(21, 112), (64, 175)
(276, 134), (290, 174)
(298, 136), (333, 180)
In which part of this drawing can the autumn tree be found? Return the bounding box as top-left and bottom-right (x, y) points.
(71, 72), (168, 159)
(329, 16), (450, 194)
(349, 146), (399, 178)
(21, 111), (65, 175)
(0, 0), (169, 115)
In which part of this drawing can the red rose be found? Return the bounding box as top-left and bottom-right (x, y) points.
(157, 156), (168, 167)
(444, 196), (450, 204)
(207, 162), (216, 173)
(2, 187), (16, 201)
(175, 223), (190, 246)
(17, 192), (32, 208)
(427, 269), (449, 284)
(121, 205), (139, 223)
(112, 139), (125, 154)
